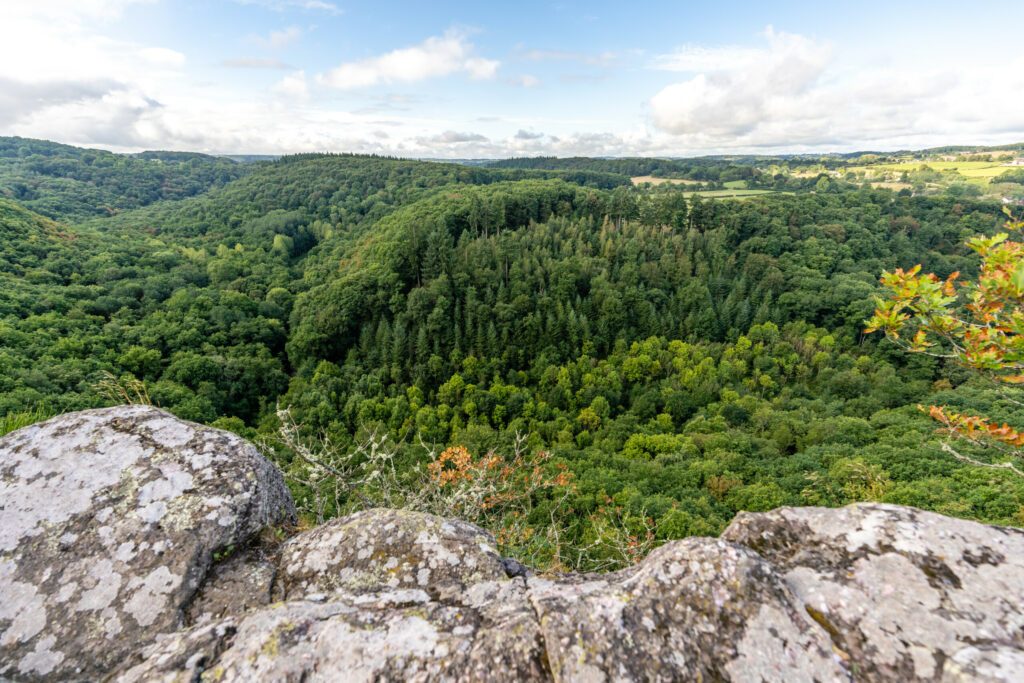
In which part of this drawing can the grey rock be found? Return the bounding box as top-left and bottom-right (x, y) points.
(116, 580), (548, 682)
(723, 503), (1024, 682)
(275, 508), (507, 602)
(0, 406), (296, 680)
(185, 546), (278, 625)
(527, 537), (847, 682)
(9, 408), (1024, 682)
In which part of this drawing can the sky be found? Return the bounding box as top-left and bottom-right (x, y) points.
(2, 0), (1023, 158)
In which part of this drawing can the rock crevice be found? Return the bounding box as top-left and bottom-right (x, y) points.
(3, 407), (1024, 681)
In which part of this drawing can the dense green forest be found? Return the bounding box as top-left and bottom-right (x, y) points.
(488, 155), (765, 183)
(3, 136), (1022, 569)
(0, 137), (250, 221)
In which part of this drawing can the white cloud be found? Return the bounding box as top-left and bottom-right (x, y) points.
(649, 26), (1024, 150)
(510, 74), (540, 88)
(318, 29), (499, 89)
(253, 25), (302, 49)
(272, 70), (309, 99)
(429, 130), (489, 144)
(652, 45), (762, 73)
(2, 5), (1020, 160)
(0, 77), (123, 126)
(12, 88), (166, 149)
(139, 47), (186, 68)
(650, 28), (830, 137)
(514, 129), (543, 140)
(5, 0), (155, 22)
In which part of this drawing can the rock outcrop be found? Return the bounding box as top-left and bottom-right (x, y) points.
(3, 407), (1024, 681)
(723, 504), (1024, 681)
(0, 406), (296, 680)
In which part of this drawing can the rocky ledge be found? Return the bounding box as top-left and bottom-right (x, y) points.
(2, 407), (1024, 681)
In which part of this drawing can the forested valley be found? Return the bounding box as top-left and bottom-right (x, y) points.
(3, 136), (1023, 570)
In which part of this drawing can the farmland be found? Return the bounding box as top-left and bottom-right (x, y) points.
(850, 160), (1014, 183)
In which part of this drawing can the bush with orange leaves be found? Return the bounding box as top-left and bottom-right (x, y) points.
(421, 439), (597, 569)
(866, 209), (1024, 476)
(422, 439), (571, 523)
(273, 409), (647, 570)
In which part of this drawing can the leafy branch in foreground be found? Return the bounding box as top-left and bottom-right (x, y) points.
(867, 209), (1024, 472)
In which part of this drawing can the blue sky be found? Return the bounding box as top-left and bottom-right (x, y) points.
(2, 0), (1023, 156)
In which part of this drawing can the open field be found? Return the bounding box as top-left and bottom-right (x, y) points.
(851, 160), (1014, 180)
(630, 176), (702, 186)
(683, 189), (783, 199)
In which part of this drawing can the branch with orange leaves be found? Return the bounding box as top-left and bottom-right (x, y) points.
(866, 209), (1024, 384)
(926, 405), (1024, 478)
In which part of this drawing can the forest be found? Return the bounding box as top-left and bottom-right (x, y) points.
(2, 136), (1023, 570)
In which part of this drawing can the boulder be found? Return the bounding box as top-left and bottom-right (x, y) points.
(7, 407), (1024, 682)
(117, 580), (548, 682)
(723, 503), (1024, 682)
(527, 537), (847, 682)
(275, 508), (508, 602)
(0, 406), (296, 680)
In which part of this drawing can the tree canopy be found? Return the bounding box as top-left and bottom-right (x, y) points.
(2, 137), (1022, 569)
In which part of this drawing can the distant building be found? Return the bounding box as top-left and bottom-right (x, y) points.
(1008, 158), (1024, 167)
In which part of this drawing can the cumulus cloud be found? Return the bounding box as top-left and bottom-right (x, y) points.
(514, 129), (543, 140)
(650, 28), (830, 137)
(0, 77), (122, 126)
(649, 26), (1024, 149)
(12, 88), (167, 149)
(318, 29), (499, 89)
(272, 70), (308, 99)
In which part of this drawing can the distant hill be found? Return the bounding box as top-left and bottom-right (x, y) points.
(0, 136), (249, 221)
(487, 155), (765, 182)
(220, 154), (281, 163)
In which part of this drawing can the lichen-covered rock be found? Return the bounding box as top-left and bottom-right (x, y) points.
(276, 508), (507, 602)
(116, 580), (548, 682)
(723, 503), (1024, 682)
(527, 537), (847, 682)
(9, 408), (1024, 682)
(0, 406), (296, 680)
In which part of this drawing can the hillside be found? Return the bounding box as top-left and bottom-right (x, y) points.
(1, 140), (1023, 572)
(0, 136), (250, 221)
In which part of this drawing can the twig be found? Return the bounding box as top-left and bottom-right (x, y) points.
(940, 441), (1024, 478)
